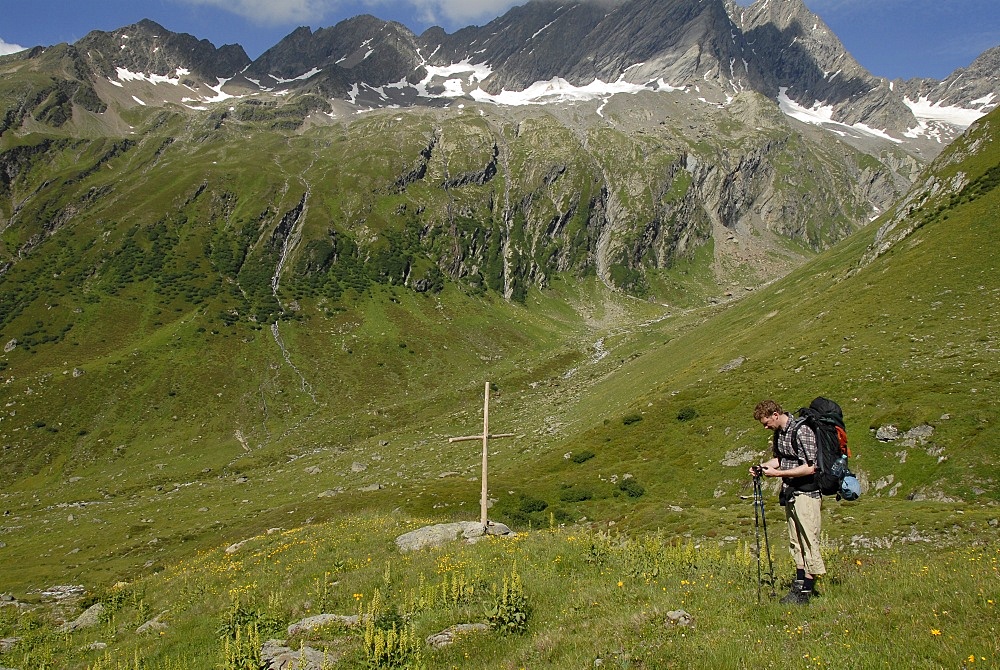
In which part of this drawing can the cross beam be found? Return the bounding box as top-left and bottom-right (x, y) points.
(448, 381), (517, 529)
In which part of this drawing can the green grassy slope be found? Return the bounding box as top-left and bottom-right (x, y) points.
(0, 101), (995, 604)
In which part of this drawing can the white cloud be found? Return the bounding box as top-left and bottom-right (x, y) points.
(175, 0), (333, 24)
(0, 38), (26, 56)
(388, 0), (526, 27)
(173, 0), (530, 28)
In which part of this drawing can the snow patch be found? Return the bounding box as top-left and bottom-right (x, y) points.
(531, 20), (557, 40)
(778, 87), (900, 143)
(471, 77), (649, 107)
(652, 79), (685, 93)
(902, 96), (989, 140)
(245, 77), (273, 92)
(904, 96), (989, 127)
(269, 68), (322, 84)
(182, 78), (237, 104)
(115, 67), (188, 86)
(413, 60), (493, 98)
(204, 77), (236, 103)
(970, 93), (996, 107)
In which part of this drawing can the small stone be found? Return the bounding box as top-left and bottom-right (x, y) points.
(287, 614), (359, 637)
(425, 623), (489, 649)
(875, 425), (899, 442)
(665, 609), (694, 627)
(719, 357), (746, 372)
(136, 613), (168, 634)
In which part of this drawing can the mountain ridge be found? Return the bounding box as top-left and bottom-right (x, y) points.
(2, 0), (995, 155)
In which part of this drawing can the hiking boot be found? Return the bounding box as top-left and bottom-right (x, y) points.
(781, 585), (813, 605)
(790, 589), (813, 605)
(779, 580), (805, 604)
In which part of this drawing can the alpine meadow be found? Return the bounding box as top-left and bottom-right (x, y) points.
(0, 0), (998, 667)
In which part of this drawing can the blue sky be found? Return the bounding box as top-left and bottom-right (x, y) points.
(1, 0), (998, 80)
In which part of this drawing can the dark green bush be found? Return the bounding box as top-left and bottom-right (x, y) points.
(622, 413), (643, 426)
(558, 486), (593, 503)
(518, 495), (548, 513)
(551, 508), (573, 524)
(618, 478), (645, 498)
(571, 450), (595, 464)
(676, 407), (698, 422)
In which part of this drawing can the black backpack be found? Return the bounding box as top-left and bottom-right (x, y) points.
(796, 397), (859, 500)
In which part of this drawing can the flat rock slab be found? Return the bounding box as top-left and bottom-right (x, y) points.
(287, 613), (360, 637)
(426, 623), (490, 649)
(58, 602), (103, 633)
(395, 521), (514, 552)
(262, 639), (338, 669)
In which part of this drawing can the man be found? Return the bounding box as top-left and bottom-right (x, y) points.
(752, 399), (826, 604)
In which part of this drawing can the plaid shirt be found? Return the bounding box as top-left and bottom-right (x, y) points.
(773, 415), (821, 498)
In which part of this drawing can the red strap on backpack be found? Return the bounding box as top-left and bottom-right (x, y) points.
(835, 425), (851, 458)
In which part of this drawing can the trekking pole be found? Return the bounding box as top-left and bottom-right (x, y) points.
(751, 467), (776, 602)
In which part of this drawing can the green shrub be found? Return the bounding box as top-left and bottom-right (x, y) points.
(550, 508), (574, 524)
(519, 495), (548, 513)
(618, 477), (645, 498)
(559, 486), (593, 503)
(622, 413), (643, 426)
(676, 407), (698, 422)
(571, 450), (596, 464)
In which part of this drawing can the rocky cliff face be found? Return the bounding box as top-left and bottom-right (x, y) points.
(76, 19), (250, 81)
(858, 108), (1000, 269)
(0, 0), (994, 301)
(242, 16), (425, 97)
(436, 0), (764, 94)
(900, 46), (1000, 110)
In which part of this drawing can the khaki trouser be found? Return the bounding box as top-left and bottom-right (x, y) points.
(785, 492), (826, 576)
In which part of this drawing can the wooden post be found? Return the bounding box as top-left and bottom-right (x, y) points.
(448, 382), (516, 531)
(481, 381), (489, 528)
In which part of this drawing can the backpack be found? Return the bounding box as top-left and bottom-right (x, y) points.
(796, 397), (860, 501)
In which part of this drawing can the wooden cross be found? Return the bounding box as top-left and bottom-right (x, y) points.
(448, 382), (516, 530)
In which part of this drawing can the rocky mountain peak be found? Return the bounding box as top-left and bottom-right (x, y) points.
(460, 0), (760, 94)
(571, 0), (757, 87)
(241, 15), (423, 96)
(902, 45), (1000, 111)
(76, 19), (250, 81)
(730, 0), (870, 100)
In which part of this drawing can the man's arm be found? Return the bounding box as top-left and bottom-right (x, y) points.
(762, 462), (816, 478)
(763, 422), (818, 478)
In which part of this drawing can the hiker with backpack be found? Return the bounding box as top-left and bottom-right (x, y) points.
(751, 399), (826, 605)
